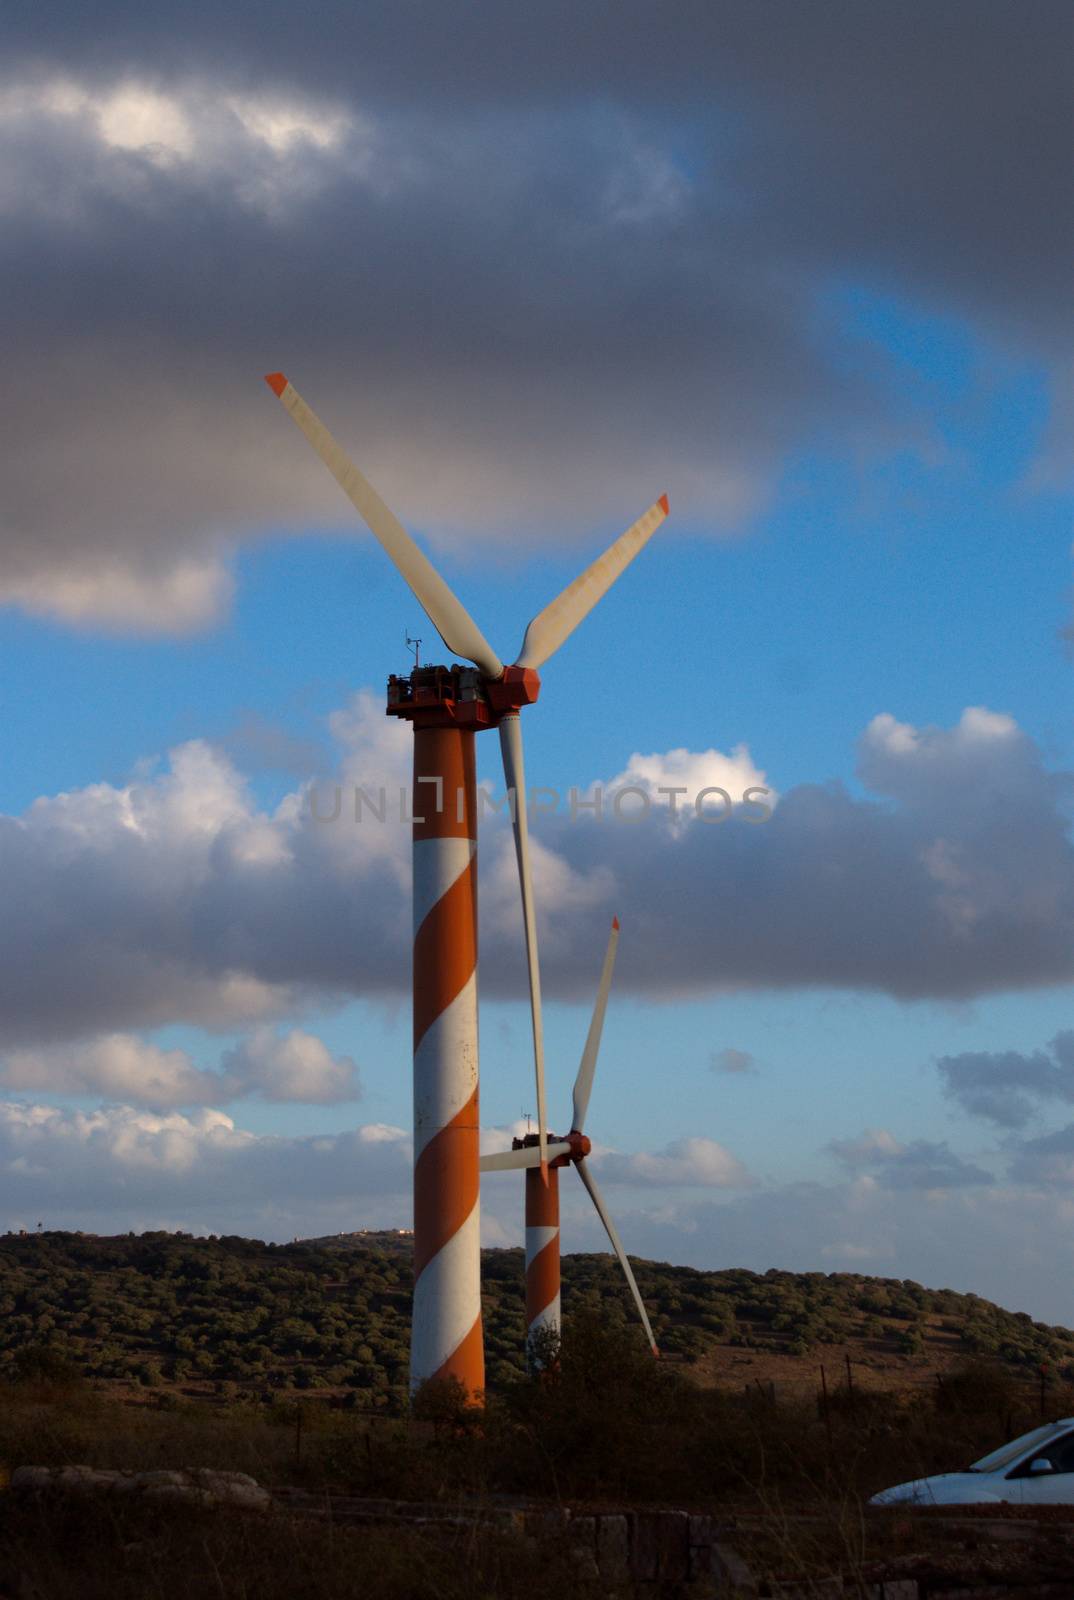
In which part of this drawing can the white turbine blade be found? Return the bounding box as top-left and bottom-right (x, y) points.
(498, 713), (548, 1173)
(571, 916), (620, 1134)
(480, 1142), (571, 1173)
(575, 1158), (659, 1355)
(514, 494), (669, 671)
(264, 374), (503, 678)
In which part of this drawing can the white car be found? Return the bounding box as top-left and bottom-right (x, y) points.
(870, 1419), (1074, 1507)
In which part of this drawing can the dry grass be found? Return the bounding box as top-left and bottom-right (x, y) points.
(0, 1492), (592, 1600)
(3, 1327), (1073, 1597)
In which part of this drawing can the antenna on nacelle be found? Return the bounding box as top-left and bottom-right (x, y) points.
(405, 631), (422, 668)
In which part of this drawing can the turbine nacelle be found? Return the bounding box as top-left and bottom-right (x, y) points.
(513, 1129), (591, 1168)
(386, 661), (541, 731)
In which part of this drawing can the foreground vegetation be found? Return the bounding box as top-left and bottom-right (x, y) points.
(0, 1482), (583, 1600)
(5, 1232), (1074, 1596)
(3, 1309), (1074, 1598)
(2, 1228), (1072, 1409)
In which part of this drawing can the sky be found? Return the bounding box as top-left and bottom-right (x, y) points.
(1, 1), (1073, 1320)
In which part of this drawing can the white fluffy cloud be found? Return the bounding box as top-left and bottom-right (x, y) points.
(601, 743), (773, 821)
(0, 1028), (361, 1108)
(0, 698), (1070, 1049)
(220, 1028), (360, 1104)
(0, 1101), (755, 1243)
(594, 1137), (752, 1189)
(0, 78), (359, 174)
(1, 1036), (222, 1106)
(0, 1101), (411, 1237)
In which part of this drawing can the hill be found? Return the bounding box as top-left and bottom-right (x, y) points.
(1, 1229), (1072, 1408)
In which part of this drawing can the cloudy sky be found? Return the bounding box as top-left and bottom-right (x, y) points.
(2, 1), (1073, 1320)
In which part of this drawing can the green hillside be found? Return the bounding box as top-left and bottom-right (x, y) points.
(2, 1229), (1072, 1408)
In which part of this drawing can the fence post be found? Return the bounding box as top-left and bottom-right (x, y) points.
(820, 1365), (833, 1453)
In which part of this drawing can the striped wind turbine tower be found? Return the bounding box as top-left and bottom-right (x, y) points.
(482, 917), (660, 1364)
(411, 726), (482, 1393)
(263, 372), (668, 1400)
(523, 1129), (561, 1352)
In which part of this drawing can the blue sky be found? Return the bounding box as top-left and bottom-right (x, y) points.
(1, 4), (1073, 1321)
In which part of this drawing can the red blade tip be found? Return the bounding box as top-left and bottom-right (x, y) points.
(612, 915), (620, 930)
(264, 372), (288, 396)
(657, 492), (669, 515)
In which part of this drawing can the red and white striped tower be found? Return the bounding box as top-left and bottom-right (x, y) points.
(389, 667), (544, 1400)
(491, 919), (660, 1362)
(524, 1159), (561, 1352)
(512, 1129), (590, 1362)
(404, 708), (484, 1399)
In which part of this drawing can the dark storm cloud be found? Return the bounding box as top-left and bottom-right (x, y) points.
(938, 1033), (1074, 1130)
(0, 1), (1069, 627)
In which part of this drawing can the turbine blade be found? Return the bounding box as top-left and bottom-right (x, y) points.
(575, 1158), (659, 1356)
(571, 916), (620, 1134)
(480, 1141), (571, 1173)
(498, 713), (548, 1175)
(514, 494), (669, 671)
(263, 374), (503, 678)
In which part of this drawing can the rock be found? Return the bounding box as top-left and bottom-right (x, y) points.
(141, 1484), (196, 1503)
(566, 1514), (600, 1579)
(129, 1470), (188, 1491)
(10, 1464), (269, 1511)
(634, 1511), (690, 1582)
(595, 1514), (631, 1584)
(711, 1542), (758, 1596)
(11, 1467), (55, 1490)
(12, 1465), (121, 1493)
(132, 1469), (270, 1510)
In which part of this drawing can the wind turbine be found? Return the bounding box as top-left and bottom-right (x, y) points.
(263, 373), (667, 1401)
(481, 916), (659, 1363)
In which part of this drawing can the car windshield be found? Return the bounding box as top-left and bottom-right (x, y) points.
(969, 1422), (1071, 1474)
